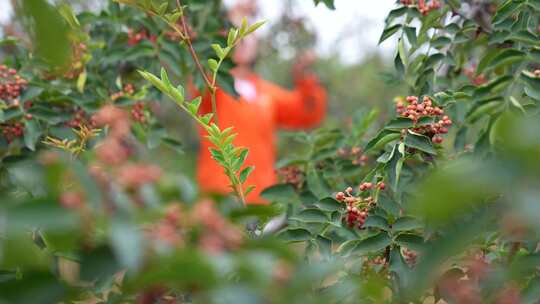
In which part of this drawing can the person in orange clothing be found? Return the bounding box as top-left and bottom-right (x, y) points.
(195, 1), (327, 204)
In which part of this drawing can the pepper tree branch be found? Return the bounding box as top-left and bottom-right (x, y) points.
(175, 0), (219, 125)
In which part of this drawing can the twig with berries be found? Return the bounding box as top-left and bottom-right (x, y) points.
(396, 95), (453, 144)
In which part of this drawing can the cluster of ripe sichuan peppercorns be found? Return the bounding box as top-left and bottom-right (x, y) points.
(402, 247), (418, 265)
(400, 0), (441, 15)
(337, 146), (369, 166)
(1, 122), (24, 143)
(111, 83), (135, 101)
(131, 102), (147, 123)
(463, 65), (487, 86)
(396, 96), (453, 144)
(66, 109), (95, 129)
(127, 28), (157, 46)
(335, 182), (385, 229)
(0, 65), (28, 104)
(276, 166), (304, 189)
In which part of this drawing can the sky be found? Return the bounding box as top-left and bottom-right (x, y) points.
(0, 0), (397, 64)
(224, 0), (397, 63)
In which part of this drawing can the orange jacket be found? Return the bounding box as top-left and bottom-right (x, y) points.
(196, 73), (327, 204)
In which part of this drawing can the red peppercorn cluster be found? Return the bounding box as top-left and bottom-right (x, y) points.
(1, 121), (24, 143)
(400, 0), (441, 15)
(276, 166), (304, 189)
(402, 247), (418, 265)
(131, 102), (147, 123)
(464, 65), (487, 86)
(127, 28), (157, 46)
(419, 0), (441, 15)
(335, 187), (376, 229)
(337, 146), (368, 166)
(67, 109), (94, 129)
(396, 96), (453, 144)
(111, 83), (135, 101)
(372, 256), (387, 266)
(0, 65), (28, 105)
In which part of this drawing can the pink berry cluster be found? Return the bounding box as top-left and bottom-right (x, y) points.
(464, 65), (487, 86)
(402, 247), (418, 265)
(400, 0), (441, 15)
(418, 0), (441, 15)
(127, 28), (157, 46)
(0, 65), (28, 104)
(67, 109), (94, 129)
(396, 96), (453, 144)
(1, 121), (24, 143)
(335, 184), (382, 229)
(337, 146), (369, 166)
(359, 181), (385, 192)
(111, 83), (135, 101)
(276, 166), (304, 189)
(131, 102), (147, 124)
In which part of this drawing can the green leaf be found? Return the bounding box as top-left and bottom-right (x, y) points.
(510, 30), (539, 45)
(486, 49), (525, 71)
(404, 131), (436, 154)
(379, 24), (401, 44)
(188, 96), (202, 114)
(392, 217), (423, 232)
(247, 21), (266, 34)
(170, 85), (185, 104)
(20, 86), (43, 102)
(278, 228), (312, 242)
(521, 70), (540, 96)
(23, 119), (42, 151)
(466, 100), (503, 123)
(386, 7), (407, 24)
(394, 233), (424, 252)
(21, 0), (71, 68)
(239, 166), (254, 183)
(404, 26), (417, 45)
(313, 0), (335, 9)
(316, 235), (332, 259)
(365, 130), (401, 152)
(261, 184), (300, 203)
(211, 44), (226, 59)
(157, 2), (168, 15)
(227, 28), (238, 46)
(208, 59), (218, 72)
(364, 215), (390, 230)
(306, 165), (331, 199)
(291, 208), (329, 223)
(138, 70), (168, 94)
(398, 38), (408, 66)
(342, 232), (392, 256)
(385, 116), (432, 130)
(160, 67), (172, 90)
(431, 36), (451, 48)
(493, 0), (523, 25)
(315, 197), (342, 212)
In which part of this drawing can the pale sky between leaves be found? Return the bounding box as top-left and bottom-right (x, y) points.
(0, 0), (397, 63)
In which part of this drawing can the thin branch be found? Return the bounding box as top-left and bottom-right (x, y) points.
(176, 0), (219, 125)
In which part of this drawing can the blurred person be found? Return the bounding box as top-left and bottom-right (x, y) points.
(195, 0), (327, 204)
